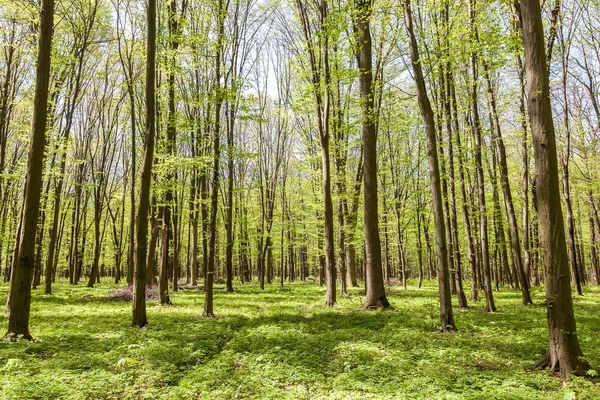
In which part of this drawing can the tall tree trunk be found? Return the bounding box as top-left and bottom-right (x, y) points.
(146, 204), (158, 286)
(468, 0), (496, 313)
(489, 148), (513, 290)
(559, 39), (582, 296)
(204, 0), (226, 317)
(520, 0), (590, 377)
(451, 80), (478, 301)
(190, 140), (199, 286)
(132, 0), (157, 327)
(483, 63), (532, 304)
(87, 191), (102, 287)
(416, 197), (424, 288)
(517, 51), (532, 285)
(5, 0), (54, 339)
(355, 0), (388, 309)
(344, 148), (363, 288)
(225, 113), (235, 292)
(295, 0), (335, 305)
(403, 0), (455, 330)
(440, 54), (467, 308)
(159, 218), (171, 304)
(589, 212), (599, 285)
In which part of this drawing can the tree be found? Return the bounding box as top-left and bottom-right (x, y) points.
(204, 0), (227, 318)
(520, 0), (590, 377)
(295, 0), (336, 306)
(159, 0), (188, 305)
(403, 0), (454, 331)
(468, 0), (495, 313)
(5, 0), (55, 339)
(132, 0), (157, 327)
(353, 0), (389, 309)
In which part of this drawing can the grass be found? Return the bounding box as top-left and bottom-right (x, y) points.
(0, 279), (599, 399)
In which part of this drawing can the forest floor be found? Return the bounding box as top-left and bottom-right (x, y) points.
(1, 279), (599, 399)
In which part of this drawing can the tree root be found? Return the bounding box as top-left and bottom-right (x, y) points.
(527, 352), (591, 378)
(439, 325), (457, 333)
(527, 352), (551, 372)
(3, 332), (33, 341)
(362, 296), (392, 310)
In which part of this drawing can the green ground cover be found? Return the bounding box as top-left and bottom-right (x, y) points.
(1, 280), (599, 399)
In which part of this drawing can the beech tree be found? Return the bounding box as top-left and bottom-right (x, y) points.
(354, 0), (389, 309)
(4, 0), (55, 339)
(403, 0), (455, 331)
(294, 0), (337, 306)
(131, 0), (157, 327)
(520, 0), (590, 377)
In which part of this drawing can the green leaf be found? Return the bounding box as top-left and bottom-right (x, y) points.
(563, 391), (576, 400)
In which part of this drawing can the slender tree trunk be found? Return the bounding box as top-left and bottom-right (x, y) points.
(87, 193), (102, 287)
(225, 117), (235, 292)
(416, 200), (424, 288)
(589, 213), (599, 285)
(353, 0), (388, 308)
(517, 52), (532, 285)
(132, 0), (157, 327)
(489, 149), (513, 290)
(5, 0), (54, 339)
(483, 63), (532, 304)
(295, 0), (336, 305)
(469, 0), (495, 313)
(440, 58), (467, 308)
(159, 219), (171, 304)
(559, 44), (582, 296)
(344, 149), (362, 288)
(403, 0), (455, 330)
(451, 83), (478, 301)
(204, 0), (226, 317)
(146, 208), (159, 286)
(126, 65), (136, 288)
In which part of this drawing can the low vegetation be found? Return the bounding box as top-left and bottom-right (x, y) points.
(2, 281), (599, 399)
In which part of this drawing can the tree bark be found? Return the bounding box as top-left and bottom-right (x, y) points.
(204, 0), (226, 317)
(558, 35), (582, 296)
(520, 0), (590, 377)
(5, 0), (54, 339)
(468, 0), (496, 313)
(451, 79), (478, 301)
(403, 0), (455, 330)
(132, 0), (157, 327)
(482, 63), (532, 304)
(355, 0), (389, 309)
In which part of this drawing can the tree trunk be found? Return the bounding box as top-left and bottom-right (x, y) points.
(132, 0), (157, 327)
(354, 0), (388, 309)
(559, 42), (582, 296)
(483, 63), (532, 304)
(520, 0), (590, 377)
(440, 57), (467, 308)
(344, 148), (363, 288)
(87, 196), (102, 288)
(451, 83), (478, 301)
(468, 0), (495, 313)
(159, 220), (171, 304)
(589, 213), (599, 285)
(403, 0), (455, 330)
(5, 0), (54, 339)
(204, 0), (226, 317)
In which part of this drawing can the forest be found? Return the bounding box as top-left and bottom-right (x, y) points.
(1, 0), (600, 397)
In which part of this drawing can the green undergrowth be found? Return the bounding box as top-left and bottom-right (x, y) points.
(1, 279), (599, 399)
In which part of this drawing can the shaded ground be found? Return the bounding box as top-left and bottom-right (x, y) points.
(1, 279), (599, 399)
